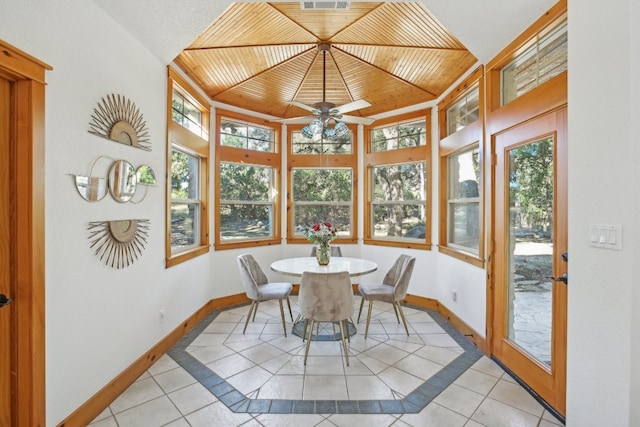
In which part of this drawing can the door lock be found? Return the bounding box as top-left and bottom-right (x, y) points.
(548, 273), (568, 285)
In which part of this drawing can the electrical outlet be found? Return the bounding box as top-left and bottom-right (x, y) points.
(160, 308), (166, 322)
(452, 290), (457, 302)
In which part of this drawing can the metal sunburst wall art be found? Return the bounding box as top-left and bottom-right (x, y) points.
(88, 219), (150, 269)
(88, 93), (151, 151)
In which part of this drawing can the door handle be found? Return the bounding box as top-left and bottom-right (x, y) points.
(548, 274), (568, 285)
(0, 294), (12, 307)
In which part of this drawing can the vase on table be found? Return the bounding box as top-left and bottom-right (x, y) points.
(316, 242), (331, 265)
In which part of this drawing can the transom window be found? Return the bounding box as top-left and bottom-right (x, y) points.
(502, 21), (567, 105)
(220, 118), (275, 152)
(446, 87), (480, 135)
(371, 120), (426, 152)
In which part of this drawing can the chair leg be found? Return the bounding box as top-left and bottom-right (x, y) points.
(286, 297), (293, 321)
(243, 300), (256, 334)
(302, 319), (309, 341)
(304, 320), (315, 365)
(391, 302), (400, 323)
(396, 301), (410, 336)
(357, 297), (365, 323)
(253, 301), (260, 321)
(339, 320), (349, 366)
(279, 299), (287, 337)
(364, 300), (374, 339)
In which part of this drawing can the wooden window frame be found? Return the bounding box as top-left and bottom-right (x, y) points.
(363, 110), (432, 250)
(438, 68), (485, 267)
(286, 124), (358, 244)
(214, 110), (281, 250)
(166, 68), (210, 268)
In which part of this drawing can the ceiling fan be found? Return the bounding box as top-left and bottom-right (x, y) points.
(278, 43), (375, 131)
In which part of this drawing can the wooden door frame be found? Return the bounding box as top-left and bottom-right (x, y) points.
(0, 39), (51, 427)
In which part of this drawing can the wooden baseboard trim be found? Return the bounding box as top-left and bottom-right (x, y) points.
(56, 293), (248, 427)
(58, 292), (485, 425)
(404, 294), (488, 354)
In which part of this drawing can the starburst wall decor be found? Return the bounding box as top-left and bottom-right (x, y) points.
(88, 219), (150, 269)
(88, 93), (151, 151)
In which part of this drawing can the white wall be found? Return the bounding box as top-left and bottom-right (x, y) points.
(0, 1), (221, 424)
(567, 0), (638, 425)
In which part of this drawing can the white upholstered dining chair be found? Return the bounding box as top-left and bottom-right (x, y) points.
(236, 254), (293, 336)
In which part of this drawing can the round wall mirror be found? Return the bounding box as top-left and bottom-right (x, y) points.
(73, 175), (108, 202)
(136, 165), (156, 186)
(108, 160), (137, 203)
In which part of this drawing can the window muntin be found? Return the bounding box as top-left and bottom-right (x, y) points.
(292, 168), (353, 238)
(220, 118), (275, 152)
(447, 146), (480, 254)
(371, 120), (426, 152)
(446, 88), (480, 135)
(371, 162), (427, 240)
(219, 162), (275, 240)
(502, 21), (567, 105)
(170, 148), (201, 253)
(291, 131), (353, 155)
(172, 90), (207, 139)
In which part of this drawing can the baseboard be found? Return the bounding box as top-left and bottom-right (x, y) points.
(404, 294), (488, 354)
(58, 292), (485, 426)
(56, 293), (248, 427)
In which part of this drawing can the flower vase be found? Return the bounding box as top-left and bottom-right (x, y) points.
(316, 243), (331, 265)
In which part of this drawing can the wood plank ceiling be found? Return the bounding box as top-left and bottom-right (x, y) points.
(173, 2), (477, 121)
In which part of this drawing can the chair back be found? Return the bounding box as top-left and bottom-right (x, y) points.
(382, 254), (412, 286)
(309, 246), (343, 257)
(299, 271), (353, 322)
(392, 256), (416, 300)
(236, 254), (268, 300)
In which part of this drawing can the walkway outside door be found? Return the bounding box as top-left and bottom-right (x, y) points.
(491, 107), (567, 415)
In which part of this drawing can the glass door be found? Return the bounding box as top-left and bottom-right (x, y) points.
(492, 108), (567, 415)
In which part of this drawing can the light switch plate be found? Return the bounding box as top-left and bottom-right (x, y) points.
(589, 224), (622, 250)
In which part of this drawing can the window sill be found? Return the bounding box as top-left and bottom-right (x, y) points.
(438, 245), (484, 268)
(166, 245), (210, 268)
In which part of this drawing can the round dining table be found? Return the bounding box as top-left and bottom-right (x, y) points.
(270, 256), (377, 277)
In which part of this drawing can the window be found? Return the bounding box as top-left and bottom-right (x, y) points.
(364, 111), (431, 248)
(166, 68), (210, 267)
(501, 21), (567, 105)
(215, 111), (280, 248)
(287, 126), (357, 243)
(438, 69), (484, 265)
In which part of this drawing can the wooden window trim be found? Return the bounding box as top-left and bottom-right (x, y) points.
(363, 109), (432, 249)
(438, 70), (485, 266)
(214, 109), (281, 250)
(286, 123), (358, 245)
(166, 67), (210, 268)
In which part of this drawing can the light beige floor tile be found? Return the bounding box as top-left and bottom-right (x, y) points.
(304, 356), (346, 375)
(303, 374), (348, 400)
(410, 322), (446, 334)
(206, 352), (256, 379)
(113, 395), (182, 427)
(255, 413), (326, 427)
(275, 354), (307, 374)
(346, 374), (394, 399)
(421, 333), (461, 348)
(356, 352), (391, 374)
(187, 342), (236, 364)
(394, 353), (443, 381)
(223, 334), (264, 352)
(454, 368), (500, 395)
(463, 420), (486, 427)
(342, 355), (375, 375)
(152, 367), (197, 394)
(163, 418), (191, 426)
(260, 351), (297, 374)
(189, 332), (228, 347)
(383, 337), (424, 353)
(377, 366), (424, 396)
(539, 420), (563, 427)
(400, 402), (468, 427)
(167, 381), (217, 415)
(87, 415), (118, 427)
(203, 321), (237, 334)
(89, 407), (112, 423)
(148, 354), (180, 376)
(488, 379), (545, 416)
(240, 342), (287, 364)
(433, 383), (485, 418)
(109, 376), (165, 414)
(304, 339), (346, 357)
(362, 342), (409, 365)
(327, 414), (400, 426)
(185, 401), (253, 427)
(471, 398), (539, 427)
(257, 374), (304, 399)
(470, 357), (505, 378)
(414, 345), (462, 366)
(542, 409), (564, 425)
(226, 365), (274, 395)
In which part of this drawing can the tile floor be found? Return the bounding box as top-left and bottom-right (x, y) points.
(88, 296), (564, 427)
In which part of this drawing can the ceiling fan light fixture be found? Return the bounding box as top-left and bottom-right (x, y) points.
(333, 121), (349, 138)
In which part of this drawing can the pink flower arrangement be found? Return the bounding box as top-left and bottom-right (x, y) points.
(305, 222), (338, 245)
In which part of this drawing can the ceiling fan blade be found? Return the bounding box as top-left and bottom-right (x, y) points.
(339, 114), (376, 125)
(288, 101), (316, 113)
(272, 115), (315, 124)
(334, 99), (371, 114)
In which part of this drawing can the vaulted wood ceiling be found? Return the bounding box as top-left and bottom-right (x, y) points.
(173, 2), (478, 121)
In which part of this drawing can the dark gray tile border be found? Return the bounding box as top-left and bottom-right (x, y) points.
(168, 303), (483, 415)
